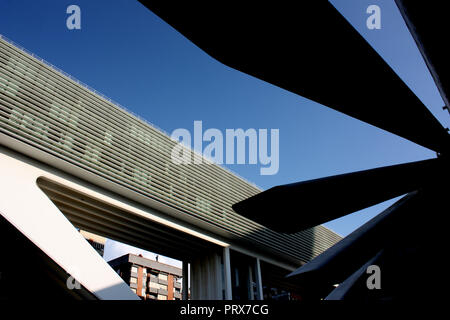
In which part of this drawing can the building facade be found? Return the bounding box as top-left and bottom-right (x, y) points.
(109, 254), (182, 300)
(0, 34), (341, 299)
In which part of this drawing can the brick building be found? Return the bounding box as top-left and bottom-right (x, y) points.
(108, 253), (182, 300)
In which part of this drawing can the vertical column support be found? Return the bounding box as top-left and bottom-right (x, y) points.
(248, 264), (255, 300)
(255, 258), (263, 300)
(223, 247), (233, 300)
(214, 254), (223, 299)
(182, 261), (189, 300)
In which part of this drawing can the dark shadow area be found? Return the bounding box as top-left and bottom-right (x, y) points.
(0, 214), (96, 300)
(288, 181), (449, 301)
(259, 260), (329, 301)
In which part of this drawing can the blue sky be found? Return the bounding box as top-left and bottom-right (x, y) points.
(0, 0), (446, 247)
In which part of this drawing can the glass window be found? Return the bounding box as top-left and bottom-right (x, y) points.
(150, 271), (158, 277)
(159, 284), (167, 291)
(130, 277), (137, 284)
(131, 266), (138, 273)
(159, 273), (168, 281)
(157, 294), (167, 300)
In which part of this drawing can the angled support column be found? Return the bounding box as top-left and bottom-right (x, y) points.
(190, 251), (224, 299)
(0, 149), (138, 300)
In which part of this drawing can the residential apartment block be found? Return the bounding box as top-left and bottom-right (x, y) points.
(108, 253), (182, 300)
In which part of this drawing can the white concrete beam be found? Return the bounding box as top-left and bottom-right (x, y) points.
(223, 247), (233, 300)
(0, 151), (138, 300)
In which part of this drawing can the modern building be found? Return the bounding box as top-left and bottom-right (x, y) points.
(108, 254), (182, 300)
(0, 34), (341, 300)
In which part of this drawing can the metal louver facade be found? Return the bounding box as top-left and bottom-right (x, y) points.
(0, 35), (341, 264)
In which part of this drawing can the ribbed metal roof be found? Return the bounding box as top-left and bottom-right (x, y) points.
(0, 35), (341, 263)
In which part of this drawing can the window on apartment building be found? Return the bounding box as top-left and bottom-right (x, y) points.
(149, 271), (158, 278)
(130, 277), (137, 284)
(159, 284), (168, 291)
(158, 273), (168, 281)
(131, 266), (138, 273)
(157, 294), (167, 300)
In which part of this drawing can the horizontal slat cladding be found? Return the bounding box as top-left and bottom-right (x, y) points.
(0, 37), (341, 262)
(38, 182), (210, 261)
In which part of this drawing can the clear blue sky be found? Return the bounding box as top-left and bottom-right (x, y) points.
(0, 0), (447, 238)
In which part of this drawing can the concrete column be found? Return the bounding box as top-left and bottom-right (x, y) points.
(223, 247), (233, 300)
(248, 264), (255, 300)
(182, 261), (189, 300)
(190, 251), (224, 299)
(255, 258), (263, 300)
